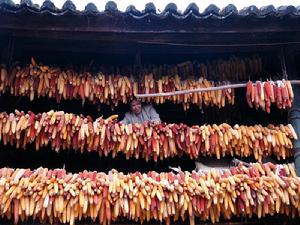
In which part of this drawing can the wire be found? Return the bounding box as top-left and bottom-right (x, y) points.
(137, 41), (300, 47)
(135, 80), (300, 98)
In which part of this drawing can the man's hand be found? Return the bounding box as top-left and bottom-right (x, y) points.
(152, 120), (160, 125)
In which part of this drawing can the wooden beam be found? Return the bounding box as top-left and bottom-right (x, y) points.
(6, 32), (300, 56)
(0, 14), (300, 38)
(2, 29), (300, 43)
(286, 51), (300, 175)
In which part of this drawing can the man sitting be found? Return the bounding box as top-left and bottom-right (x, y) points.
(121, 98), (161, 124)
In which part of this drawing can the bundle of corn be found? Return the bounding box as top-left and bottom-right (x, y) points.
(0, 60), (235, 110)
(246, 80), (294, 113)
(0, 163), (298, 225)
(0, 110), (297, 161)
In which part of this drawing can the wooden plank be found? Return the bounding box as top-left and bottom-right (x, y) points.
(13, 41), (286, 55)
(0, 14), (300, 35)
(4, 30), (300, 56)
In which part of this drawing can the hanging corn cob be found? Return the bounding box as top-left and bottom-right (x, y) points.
(0, 110), (297, 161)
(246, 80), (294, 113)
(0, 59), (237, 110)
(0, 163), (299, 225)
(140, 55), (262, 81)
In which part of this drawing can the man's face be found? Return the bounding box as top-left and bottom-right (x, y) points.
(131, 100), (142, 115)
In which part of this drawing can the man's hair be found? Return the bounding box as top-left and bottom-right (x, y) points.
(130, 98), (141, 105)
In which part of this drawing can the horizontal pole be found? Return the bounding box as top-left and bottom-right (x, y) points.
(135, 80), (300, 98)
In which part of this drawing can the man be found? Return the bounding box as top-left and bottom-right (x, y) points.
(121, 99), (161, 124)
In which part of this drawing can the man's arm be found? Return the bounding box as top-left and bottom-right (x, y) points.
(120, 113), (130, 124)
(147, 105), (161, 123)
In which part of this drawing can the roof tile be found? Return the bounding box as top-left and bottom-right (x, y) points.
(183, 3), (199, 15)
(203, 4), (220, 15)
(62, 0), (76, 12)
(40, 0), (57, 11)
(105, 1), (118, 12)
(220, 4), (238, 16)
(85, 3), (97, 13)
(260, 5), (276, 16)
(239, 5), (259, 16)
(144, 3), (156, 14)
(163, 3), (178, 14)
(20, 0), (33, 7)
(0, 1), (299, 20)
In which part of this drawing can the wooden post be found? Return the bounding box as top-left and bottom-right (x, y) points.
(290, 90), (300, 176)
(286, 47), (300, 175)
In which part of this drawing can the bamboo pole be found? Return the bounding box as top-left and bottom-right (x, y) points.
(135, 80), (300, 98)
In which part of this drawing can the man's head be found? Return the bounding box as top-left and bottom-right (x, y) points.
(130, 99), (142, 115)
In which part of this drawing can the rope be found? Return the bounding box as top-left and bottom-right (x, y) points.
(135, 80), (300, 98)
